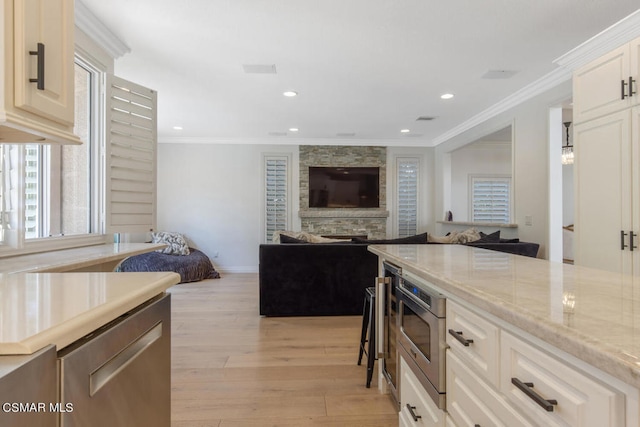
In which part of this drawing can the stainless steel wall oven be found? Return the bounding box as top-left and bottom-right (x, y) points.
(397, 275), (447, 409)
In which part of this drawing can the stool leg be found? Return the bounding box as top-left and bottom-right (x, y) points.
(357, 295), (370, 366)
(366, 295), (376, 387)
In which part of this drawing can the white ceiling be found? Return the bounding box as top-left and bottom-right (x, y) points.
(79, 1), (639, 146)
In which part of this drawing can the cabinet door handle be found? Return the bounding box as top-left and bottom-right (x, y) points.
(29, 42), (45, 90)
(631, 231), (637, 251)
(630, 76), (637, 96)
(622, 79), (628, 99)
(406, 404), (422, 422)
(448, 329), (474, 346)
(511, 377), (558, 412)
(621, 230), (629, 250)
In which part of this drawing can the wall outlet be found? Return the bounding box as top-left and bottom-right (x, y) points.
(525, 215), (533, 226)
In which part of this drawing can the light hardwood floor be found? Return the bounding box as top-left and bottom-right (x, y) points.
(170, 273), (398, 427)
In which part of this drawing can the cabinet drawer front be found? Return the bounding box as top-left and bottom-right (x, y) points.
(446, 300), (499, 386)
(400, 356), (445, 427)
(447, 350), (535, 427)
(500, 331), (625, 427)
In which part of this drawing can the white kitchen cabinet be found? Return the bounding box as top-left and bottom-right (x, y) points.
(573, 36), (640, 124)
(447, 350), (535, 427)
(0, 0), (80, 144)
(501, 331), (625, 427)
(446, 298), (500, 386)
(573, 106), (640, 274)
(399, 356), (445, 427)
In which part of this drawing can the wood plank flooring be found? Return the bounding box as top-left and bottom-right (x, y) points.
(170, 273), (398, 427)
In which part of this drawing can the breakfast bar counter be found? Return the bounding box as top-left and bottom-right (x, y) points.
(369, 244), (640, 389)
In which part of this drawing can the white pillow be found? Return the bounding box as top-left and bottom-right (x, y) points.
(152, 231), (191, 256)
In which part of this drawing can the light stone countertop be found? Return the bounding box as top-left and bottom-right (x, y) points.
(0, 271), (180, 355)
(0, 243), (166, 273)
(369, 244), (640, 389)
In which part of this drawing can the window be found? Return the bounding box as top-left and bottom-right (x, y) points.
(470, 176), (511, 223)
(397, 158), (419, 237)
(23, 60), (99, 240)
(264, 155), (289, 242)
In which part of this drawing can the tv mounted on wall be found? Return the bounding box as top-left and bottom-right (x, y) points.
(309, 166), (380, 208)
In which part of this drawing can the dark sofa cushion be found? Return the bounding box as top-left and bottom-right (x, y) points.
(279, 234), (306, 243)
(478, 231), (500, 243)
(352, 232), (428, 244)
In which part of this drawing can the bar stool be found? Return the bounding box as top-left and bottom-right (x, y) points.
(357, 286), (376, 388)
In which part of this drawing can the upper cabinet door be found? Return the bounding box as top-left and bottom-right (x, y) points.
(573, 43), (631, 124)
(13, 0), (74, 126)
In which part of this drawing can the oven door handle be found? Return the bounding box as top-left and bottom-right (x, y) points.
(376, 276), (390, 358)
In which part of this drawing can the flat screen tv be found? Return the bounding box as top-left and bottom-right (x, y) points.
(309, 166), (379, 208)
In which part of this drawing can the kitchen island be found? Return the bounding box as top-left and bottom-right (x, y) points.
(0, 271), (179, 427)
(370, 244), (640, 427)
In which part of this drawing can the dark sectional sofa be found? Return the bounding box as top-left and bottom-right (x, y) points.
(259, 236), (539, 317)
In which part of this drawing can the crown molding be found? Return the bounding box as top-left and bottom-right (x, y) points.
(75, 0), (130, 59)
(554, 9), (640, 69)
(431, 9), (640, 147)
(157, 136), (432, 147)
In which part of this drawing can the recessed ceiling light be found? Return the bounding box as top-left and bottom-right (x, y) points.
(283, 91), (298, 97)
(441, 93), (454, 100)
(289, 128), (299, 132)
(400, 129), (410, 133)
(173, 126), (183, 130)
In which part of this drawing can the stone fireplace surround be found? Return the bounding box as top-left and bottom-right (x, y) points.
(299, 145), (389, 239)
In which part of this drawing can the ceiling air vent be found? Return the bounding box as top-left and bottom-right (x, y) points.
(336, 132), (356, 137)
(268, 132), (287, 136)
(416, 116), (436, 121)
(242, 64), (277, 74)
(481, 70), (518, 79)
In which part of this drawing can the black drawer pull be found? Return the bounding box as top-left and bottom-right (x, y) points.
(406, 404), (421, 422)
(631, 232), (637, 251)
(512, 377), (558, 412)
(622, 79), (628, 99)
(29, 42), (45, 90)
(630, 76), (637, 96)
(621, 230), (628, 250)
(448, 329), (474, 346)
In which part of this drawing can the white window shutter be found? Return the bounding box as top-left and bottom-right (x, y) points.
(105, 75), (157, 233)
(397, 158), (419, 237)
(471, 177), (511, 223)
(264, 156), (288, 242)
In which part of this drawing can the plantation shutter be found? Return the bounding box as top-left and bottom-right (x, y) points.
(397, 158), (419, 237)
(471, 177), (510, 223)
(264, 156), (288, 242)
(105, 75), (157, 233)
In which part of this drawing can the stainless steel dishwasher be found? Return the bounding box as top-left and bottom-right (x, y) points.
(57, 293), (171, 427)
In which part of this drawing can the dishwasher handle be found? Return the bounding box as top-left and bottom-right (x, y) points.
(90, 322), (163, 396)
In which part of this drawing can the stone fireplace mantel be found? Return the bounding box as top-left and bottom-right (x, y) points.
(299, 209), (389, 219)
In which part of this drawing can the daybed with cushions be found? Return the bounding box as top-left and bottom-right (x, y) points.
(259, 230), (539, 317)
(117, 232), (220, 284)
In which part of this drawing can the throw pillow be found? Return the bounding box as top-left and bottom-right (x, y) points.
(352, 232), (428, 244)
(478, 231), (501, 243)
(152, 231), (191, 256)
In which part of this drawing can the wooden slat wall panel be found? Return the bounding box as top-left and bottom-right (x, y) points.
(105, 75), (157, 234)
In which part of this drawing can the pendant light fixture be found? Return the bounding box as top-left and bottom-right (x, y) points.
(562, 121), (574, 165)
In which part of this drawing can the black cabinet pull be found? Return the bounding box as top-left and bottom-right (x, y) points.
(630, 76), (637, 96)
(622, 79), (628, 99)
(448, 329), (474, 346)
(406, 404), (421, 422)
(621, 230), (629, 250)
(29, 42), (45, 90)
(631, 232), (637, 251)
(511, 377), (557, 412)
